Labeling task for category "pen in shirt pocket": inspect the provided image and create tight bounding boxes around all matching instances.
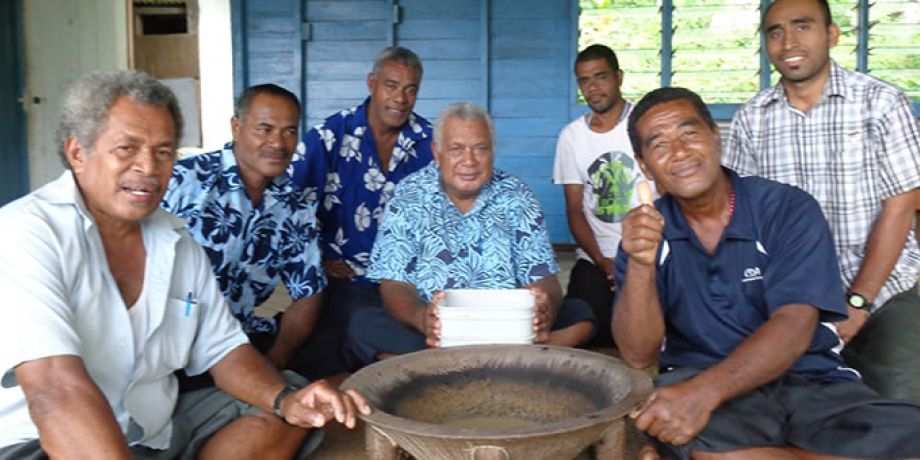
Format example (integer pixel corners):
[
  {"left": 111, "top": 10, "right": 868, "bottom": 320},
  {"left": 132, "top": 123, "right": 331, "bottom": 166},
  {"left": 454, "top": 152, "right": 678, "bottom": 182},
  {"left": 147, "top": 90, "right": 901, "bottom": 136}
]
[{"left": 184, "top": 292, "right": 196, "bottom": 317}]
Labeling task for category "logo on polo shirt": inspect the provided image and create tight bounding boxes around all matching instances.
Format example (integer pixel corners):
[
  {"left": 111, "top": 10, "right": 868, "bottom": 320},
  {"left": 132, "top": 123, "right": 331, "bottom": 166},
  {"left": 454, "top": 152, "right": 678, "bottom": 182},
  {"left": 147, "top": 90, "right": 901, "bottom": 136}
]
[{"left": 742, "top": 267, "right": 763, "bottom": 283}]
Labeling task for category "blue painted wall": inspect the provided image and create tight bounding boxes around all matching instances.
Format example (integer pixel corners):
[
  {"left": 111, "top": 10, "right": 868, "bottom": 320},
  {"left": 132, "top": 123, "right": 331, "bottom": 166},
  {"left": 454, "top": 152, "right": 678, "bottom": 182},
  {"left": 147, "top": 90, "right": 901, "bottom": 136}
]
[
  {"left": 234, "top": 0, "right": 580, "bottom": 243},
  {"left": 301, "top": 0, "right": 388, "bottom": 128},
  {"left": 490, "top": 0, "right": 575, "bottom": 242}
]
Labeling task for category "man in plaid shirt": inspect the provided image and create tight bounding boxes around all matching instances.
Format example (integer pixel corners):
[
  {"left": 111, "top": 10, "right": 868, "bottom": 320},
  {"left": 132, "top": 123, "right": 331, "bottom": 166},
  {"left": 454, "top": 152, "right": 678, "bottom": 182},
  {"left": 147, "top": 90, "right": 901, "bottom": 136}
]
[{"left": 724, "top": 0, "right": 920, "bottom": 403}]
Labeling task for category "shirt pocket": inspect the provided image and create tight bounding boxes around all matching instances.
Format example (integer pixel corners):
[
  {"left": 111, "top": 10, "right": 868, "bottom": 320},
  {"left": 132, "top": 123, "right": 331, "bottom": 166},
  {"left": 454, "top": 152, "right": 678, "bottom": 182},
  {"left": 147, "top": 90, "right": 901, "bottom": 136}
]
[
  {"left": 833, "top": 128, "right": 877, "bottom": 243},
  {"left": 142, "top": 298, "right": 199, "bottom": 378}
]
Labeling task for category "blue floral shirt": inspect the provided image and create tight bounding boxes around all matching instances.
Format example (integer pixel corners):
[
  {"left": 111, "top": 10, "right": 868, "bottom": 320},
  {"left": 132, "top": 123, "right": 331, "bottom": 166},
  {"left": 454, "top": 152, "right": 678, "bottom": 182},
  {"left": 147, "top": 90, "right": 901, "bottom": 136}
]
[
  {"left": 367, "top": 164, "right": 560, "bottom": 302},
  {"left": 162, "top": 144, "right": 326, "bottom": 334},
  {"left": 291, "top": 97, "right": 433, "bottom": 284}
]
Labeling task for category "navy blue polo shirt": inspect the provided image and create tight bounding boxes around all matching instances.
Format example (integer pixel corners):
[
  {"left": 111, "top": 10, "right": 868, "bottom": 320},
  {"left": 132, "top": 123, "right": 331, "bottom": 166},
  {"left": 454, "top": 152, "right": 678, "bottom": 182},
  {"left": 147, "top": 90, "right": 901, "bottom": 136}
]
[{"left": 614, "top": 169, "right": 858, "bottom": 382}]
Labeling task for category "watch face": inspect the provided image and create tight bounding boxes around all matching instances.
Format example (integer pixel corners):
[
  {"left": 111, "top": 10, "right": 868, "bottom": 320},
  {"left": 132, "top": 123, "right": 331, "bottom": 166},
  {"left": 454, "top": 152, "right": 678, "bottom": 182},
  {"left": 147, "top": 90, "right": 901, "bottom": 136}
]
[{"left": 848, "top": 294, "right": 866, "bottom": 308}]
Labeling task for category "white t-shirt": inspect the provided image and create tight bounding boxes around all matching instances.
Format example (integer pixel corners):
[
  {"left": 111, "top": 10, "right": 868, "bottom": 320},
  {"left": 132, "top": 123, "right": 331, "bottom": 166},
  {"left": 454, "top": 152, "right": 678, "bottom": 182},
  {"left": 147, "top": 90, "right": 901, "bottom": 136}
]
[
  {"left": 553, "top": 104, "right": 649, "bottom": 261},
  {"left": 0, "top": 172, "right": 249, "bottom": 449}
]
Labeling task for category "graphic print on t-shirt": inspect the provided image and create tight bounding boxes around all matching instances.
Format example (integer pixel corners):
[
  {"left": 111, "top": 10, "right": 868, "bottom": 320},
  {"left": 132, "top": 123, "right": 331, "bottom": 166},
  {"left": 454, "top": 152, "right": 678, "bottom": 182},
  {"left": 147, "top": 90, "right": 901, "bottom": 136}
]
[{"left": 587, "top": 151, "right": 638, "bottom": 223}]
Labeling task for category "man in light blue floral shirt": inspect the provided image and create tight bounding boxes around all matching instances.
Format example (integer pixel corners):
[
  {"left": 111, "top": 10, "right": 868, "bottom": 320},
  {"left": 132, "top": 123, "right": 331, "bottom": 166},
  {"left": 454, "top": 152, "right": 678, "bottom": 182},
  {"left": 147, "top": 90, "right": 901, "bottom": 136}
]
[
  {"left": 291, "top": 47, "right": 434, "bottom": 361},
  {"left": 346, "top": 103, "right": 596, "bottom": 366},
  {"left": 163, "top": 84, "right": 330, "bottom": 382}
]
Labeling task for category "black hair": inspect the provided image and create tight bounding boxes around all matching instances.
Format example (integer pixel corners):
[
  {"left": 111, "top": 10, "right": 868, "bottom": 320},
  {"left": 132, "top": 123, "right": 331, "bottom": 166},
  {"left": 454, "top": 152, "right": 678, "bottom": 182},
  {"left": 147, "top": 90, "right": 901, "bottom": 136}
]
[
  {"left": 627, "top": 87, "right": 717, "bottom": 157},
  {"left": 234, "top": 83, "right": 301, "bottom": 119},
  {"left": 575, "top": 44, "right": 620, "bottom": 74},
  {"left": 762, "top": 0, "right": 833, "bottom": 29}
]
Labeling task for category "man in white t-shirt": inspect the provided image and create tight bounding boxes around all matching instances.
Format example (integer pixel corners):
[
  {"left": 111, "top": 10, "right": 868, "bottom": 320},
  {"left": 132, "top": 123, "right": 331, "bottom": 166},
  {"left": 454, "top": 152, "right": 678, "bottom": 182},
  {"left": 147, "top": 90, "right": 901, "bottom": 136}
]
[
  {"left": 0, "top": 71, "right": 369, "bottom": 460},
  {"left": 553, "top": 44, "right": 648, "bottom": 348}
]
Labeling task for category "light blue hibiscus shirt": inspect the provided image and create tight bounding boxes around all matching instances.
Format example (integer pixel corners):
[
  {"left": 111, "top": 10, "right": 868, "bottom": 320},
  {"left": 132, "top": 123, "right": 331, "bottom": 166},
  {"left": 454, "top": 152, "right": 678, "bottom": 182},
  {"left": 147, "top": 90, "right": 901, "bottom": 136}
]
[
  {"left": 162, "top": 144, "right": 326, "bottom": 334},
  {"left": 292, "top": 97, "right": 433, "bottom": 284},
  {"left": 367, "top": 163, "right": 559, "bottom": 302}
]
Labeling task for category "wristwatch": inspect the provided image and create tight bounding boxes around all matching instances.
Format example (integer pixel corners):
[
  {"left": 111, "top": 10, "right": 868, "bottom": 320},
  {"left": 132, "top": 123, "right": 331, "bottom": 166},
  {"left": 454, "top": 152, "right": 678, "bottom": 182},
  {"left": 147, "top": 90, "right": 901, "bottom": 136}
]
[
  {"left": 845, "top": 291, "right": 873, "bottom": 312},
  {"left": 273, "top": 384, "right": 301, "bottom": 418}
]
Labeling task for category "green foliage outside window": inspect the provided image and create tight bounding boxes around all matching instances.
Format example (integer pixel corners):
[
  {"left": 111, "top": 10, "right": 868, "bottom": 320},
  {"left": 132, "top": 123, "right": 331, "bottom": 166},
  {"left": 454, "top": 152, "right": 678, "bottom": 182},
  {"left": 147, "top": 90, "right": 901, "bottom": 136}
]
[
  {"left": 868, "top": 0, "right": 920, "bottom": 100},
  {"left": 580, "top": 0, "right": 920, "bottom": 104},
  {"left": 670, "top": 0, "right": 761, "bottom": 102},
  {"left": 579, "top": 0, "right": 661, "bottom": 102}
]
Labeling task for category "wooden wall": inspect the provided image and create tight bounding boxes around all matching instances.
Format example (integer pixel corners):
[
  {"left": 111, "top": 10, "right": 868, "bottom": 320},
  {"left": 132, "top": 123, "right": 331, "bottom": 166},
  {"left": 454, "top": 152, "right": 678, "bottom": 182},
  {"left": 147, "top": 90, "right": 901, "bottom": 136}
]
[{"left": 233, "top": 0, "right": 581, "bottom": 243}]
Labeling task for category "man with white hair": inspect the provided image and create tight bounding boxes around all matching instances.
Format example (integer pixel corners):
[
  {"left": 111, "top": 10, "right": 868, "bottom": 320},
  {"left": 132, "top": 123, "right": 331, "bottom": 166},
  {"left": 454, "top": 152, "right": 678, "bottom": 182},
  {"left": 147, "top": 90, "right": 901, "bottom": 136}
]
[
  {"left": 0, "top": 71, "right": 368, "bottom": 460},
  {"left": 346, "top": 103, "right": 595, "bottom": 366}
]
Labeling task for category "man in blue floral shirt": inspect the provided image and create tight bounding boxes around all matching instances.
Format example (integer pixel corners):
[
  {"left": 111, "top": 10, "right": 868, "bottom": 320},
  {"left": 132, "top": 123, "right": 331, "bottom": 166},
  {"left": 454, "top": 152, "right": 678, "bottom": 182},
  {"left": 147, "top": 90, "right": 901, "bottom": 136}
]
[
  {"left": 163, "top": 84, "right": 329, "bottom": 381},
  {"left": 291, "top": 46, "right": 434, "bottom": 359},
  {"left": 346, "top": 103, "right": 596, "bottom": 366}
]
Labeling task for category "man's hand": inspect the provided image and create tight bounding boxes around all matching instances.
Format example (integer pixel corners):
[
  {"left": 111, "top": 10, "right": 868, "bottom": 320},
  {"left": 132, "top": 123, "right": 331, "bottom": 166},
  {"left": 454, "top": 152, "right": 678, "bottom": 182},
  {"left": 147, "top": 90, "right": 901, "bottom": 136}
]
[
  {"left": 622, "top": 204, "right": 665, "bottom": 267},
  {"left": 838, "top": 306, "right": 870, "bottom": 343},
  {"left": 423, "top": 291, "right": 445, "bottom": 347},
  {"left": 597, "top": 257, "right": 615, "bottom": 283},
  {"left": 630, "top": 380, "right": 720, "bottom": 447},
  {"left": 324, "top": 259, "right": 355, "bottom": 280},
  {"left": 531, "top": 286, "right": 554, "bottom": 343},
  {"left": 279, "top": 380, "right": 372, "bottom": 429}
]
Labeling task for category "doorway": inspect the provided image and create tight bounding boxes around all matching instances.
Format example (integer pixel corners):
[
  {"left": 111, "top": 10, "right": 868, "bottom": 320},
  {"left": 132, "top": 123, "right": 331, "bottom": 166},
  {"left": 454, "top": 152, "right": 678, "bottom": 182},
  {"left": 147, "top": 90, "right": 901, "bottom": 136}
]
[{"left": 0, "top": 0, "right": 28, "bottom": 205}]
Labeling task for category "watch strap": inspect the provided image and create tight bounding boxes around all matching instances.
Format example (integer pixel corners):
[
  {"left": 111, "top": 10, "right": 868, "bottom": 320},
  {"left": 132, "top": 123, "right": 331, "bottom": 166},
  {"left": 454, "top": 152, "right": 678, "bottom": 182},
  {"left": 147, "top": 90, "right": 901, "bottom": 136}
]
[{"left": 273, "top": 384, "right": 300, "bottom": 418}]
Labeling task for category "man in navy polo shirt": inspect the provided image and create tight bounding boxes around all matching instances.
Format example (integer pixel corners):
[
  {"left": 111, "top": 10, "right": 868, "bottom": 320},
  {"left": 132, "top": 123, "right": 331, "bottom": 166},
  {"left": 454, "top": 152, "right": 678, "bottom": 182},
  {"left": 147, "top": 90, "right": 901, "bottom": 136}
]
[{"left": 614, "top": 87, "right": 920, "bottom": 459}]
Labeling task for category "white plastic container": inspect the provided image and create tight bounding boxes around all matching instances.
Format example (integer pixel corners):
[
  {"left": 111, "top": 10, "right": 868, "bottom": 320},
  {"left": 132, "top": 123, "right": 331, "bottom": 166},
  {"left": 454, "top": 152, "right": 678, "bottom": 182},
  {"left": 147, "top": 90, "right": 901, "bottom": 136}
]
[
  {"left": 442, "top": 288, "right": 534, "bottom": 310},
  {"left": 439, "top": 289, "right": 535, "bottom": 347}
]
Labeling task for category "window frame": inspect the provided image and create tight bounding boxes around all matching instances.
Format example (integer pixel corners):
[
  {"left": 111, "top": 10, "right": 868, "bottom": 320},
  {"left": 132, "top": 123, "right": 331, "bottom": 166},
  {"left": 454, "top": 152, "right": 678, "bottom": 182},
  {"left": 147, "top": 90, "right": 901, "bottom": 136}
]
[{"left": 574, "top": 0, "right": 920, "bottom": 120}]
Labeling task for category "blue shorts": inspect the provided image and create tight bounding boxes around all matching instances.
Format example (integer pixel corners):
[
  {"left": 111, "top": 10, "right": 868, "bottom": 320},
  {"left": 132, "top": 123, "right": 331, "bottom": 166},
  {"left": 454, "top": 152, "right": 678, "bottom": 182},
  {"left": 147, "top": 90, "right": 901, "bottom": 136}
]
[{"left": 652, "top": 367, "right": 920, "bottom": 459}]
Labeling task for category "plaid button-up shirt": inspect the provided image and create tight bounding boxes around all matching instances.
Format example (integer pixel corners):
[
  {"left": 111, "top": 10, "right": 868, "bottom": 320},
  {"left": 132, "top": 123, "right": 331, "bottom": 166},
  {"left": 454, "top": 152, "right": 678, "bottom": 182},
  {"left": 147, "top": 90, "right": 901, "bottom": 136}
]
[{"left": 723, "top": 61, "right": 920, "bottom": 309}]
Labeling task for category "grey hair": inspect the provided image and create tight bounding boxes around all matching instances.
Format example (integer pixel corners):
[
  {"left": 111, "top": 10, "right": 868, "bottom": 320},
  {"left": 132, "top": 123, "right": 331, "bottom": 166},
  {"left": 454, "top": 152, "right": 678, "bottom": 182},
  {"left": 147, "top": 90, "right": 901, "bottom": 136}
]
[
  {"left": 434, "top": 102, "right": 496, "bottom": 150},
  {"left": 56, "top": 70, "right": 183, "bottom": 168},
  {"left": 371, "top": 46, "right": 424, "bottom": 79}
]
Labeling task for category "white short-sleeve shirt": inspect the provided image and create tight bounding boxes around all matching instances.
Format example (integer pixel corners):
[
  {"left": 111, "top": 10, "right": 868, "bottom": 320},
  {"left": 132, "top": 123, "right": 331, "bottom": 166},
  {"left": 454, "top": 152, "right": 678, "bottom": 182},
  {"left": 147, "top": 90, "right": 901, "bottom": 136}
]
[
  {"left": 553, "top": 106, "right": 650, "bottom": 261},
  {"left": 0, "top": 172, "right": 249, "bottom": 449}
]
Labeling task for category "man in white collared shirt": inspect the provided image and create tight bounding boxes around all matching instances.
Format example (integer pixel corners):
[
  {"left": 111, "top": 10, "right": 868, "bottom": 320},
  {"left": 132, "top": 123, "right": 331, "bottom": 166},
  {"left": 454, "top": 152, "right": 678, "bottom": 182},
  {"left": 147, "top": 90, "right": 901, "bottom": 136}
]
[{"left": 0, "top": 71, "right": 369, "bottom": 460}]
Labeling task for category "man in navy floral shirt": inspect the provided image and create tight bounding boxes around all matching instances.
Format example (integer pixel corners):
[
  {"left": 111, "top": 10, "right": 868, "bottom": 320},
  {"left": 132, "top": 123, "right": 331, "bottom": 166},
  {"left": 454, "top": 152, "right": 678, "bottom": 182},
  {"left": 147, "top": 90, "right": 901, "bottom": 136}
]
[
  {"left": 346, "top": 103, "right": 595, "bottom": 366},
  {"left": 291, "top": 47, "right": 433, "bottom": 363},
  {"left": 163, "top": 84, "right": 329, "bottom": 380}
]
